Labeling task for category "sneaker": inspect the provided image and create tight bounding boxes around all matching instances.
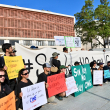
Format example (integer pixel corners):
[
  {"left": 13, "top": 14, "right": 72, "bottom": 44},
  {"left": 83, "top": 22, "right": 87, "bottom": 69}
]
[
  {"left": 105, "top": 81, "right": 108, "bottom": 84},
  {"left": 57, "top": 96, "right": 63, "bottom": 101}
]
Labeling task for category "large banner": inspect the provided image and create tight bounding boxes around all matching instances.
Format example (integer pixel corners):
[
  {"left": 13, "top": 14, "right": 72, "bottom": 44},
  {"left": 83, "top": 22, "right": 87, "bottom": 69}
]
[
  {"left": 47, "top": 73, "right": 67, "bottom": 98},
  {"left": 15, "top": 43, "right": 110, "bottom": 83},
  {"left": 71, "top": 64, "right": 93, "bottom": 97},
  {"left": 0, "top": 91, "right": 16, "bottom": 110},
  {"left": 21, "top": 82, "right": 47, "bottom": 110},
  {"left": 4, "top": 56, "right": 24, "bottom": 79}
]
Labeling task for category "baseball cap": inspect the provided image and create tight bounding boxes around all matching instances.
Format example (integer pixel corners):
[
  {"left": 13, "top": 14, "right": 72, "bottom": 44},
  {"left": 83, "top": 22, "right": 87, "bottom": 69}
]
[
  {"left": 59, "top": 65, "right": 67, "bottom": 69},
  {"left": 52, "top": 52, "right": 60, "bottom": 57},
  {"left": 43, "top": 63, "right": 51, "bottom": 68},
  {"left": 99, "top": 62, "right": 104, "bottom": 65}
]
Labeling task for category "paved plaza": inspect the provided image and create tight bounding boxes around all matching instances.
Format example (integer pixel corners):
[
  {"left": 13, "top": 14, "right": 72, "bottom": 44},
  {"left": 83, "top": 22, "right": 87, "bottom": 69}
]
[{"left": 41, "top": 82, "right": 110, "bottom": 110}]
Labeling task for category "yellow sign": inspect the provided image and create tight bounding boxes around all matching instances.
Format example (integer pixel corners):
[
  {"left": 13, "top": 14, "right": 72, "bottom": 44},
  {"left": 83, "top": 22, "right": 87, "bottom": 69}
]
[
  {"left": 0, "top": 91, "right": 16, "bottom": 110},
  {"left": 4, "top": 56, "right": 24, "bottom": 80}
]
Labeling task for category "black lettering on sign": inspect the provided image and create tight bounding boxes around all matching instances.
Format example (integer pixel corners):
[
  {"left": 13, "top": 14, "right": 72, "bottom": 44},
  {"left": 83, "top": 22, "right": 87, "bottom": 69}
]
[
  {"left": 23, "top": 59, "right": 33, "bottom": 73},
  {"left": 85, "top": 57, "right": 89, "bottom": 64},
  {"left": 75, "top": 39, "right": 79, "bottom": 46},
  {"left": 35, "top": 53, "right": 46, "bottom": 66},
  {"left": 106, "top": 55, "right": 109, "bottom": 62}
]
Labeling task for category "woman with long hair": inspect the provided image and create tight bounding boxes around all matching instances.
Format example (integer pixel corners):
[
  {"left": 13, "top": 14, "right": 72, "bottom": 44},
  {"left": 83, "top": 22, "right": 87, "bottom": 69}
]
[{"left": 17, "top": 68, "right": 33, "bottom": 109}]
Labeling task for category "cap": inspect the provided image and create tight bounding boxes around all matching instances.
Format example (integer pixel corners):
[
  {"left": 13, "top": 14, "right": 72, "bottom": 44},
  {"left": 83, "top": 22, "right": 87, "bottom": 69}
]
[
  {"left": 59, "top": 65, "right": 67, "bottom": 69},
  {"left": 52, "top": 52, "right": 60, "bottom": 57},
  {"left": 13, "top": 49, "right": 17, "bottom": 53},
  {"left": 74, "top": 61, "right": 80, "bottom": 65},
  {"left": 63, "top": 47, "right": 68, "bottom": 52},
  {"left": 99, "top": 62, "right": 104, "bottom": 65},
  {"left": 43, "top": 63, "right": 51, "bottom": 68}
]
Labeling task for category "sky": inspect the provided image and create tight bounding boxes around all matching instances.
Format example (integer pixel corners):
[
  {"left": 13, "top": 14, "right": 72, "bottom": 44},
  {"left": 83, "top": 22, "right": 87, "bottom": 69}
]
[{"left": 0, "top": 0, "right": 110, "bottom": 16}]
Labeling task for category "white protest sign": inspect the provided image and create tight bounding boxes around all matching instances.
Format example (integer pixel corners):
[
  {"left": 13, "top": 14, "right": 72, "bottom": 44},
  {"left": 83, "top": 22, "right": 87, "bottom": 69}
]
[
  {"left": 21, "top": 82, "right": 47, "bottom": 110},
  {"left": 93, "top": 70, "right": 103, "bottom": 85},
  {"left": 66, "top": 76, "right": 78, "bottom": 96},
  {"left": 54, "top": 36, "right": 65, "bottom": 46},
  {"left": 15, "top": 43, "right": 110, "bottom": 84},
  {"left": 74, "top": 37, "right": 81, "bottom": 47},
  {"left": 64, "top": 36, "right": 75, "bottom": 48}
]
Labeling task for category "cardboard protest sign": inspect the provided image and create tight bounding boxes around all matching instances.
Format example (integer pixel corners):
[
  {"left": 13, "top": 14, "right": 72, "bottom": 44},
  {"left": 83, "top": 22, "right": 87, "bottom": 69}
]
[
  {"left": 93, "top": 70, "right": 103, "bottom": 85},
  {"left": 47, "top": 72, "right": 67, "bottom": 98},
  {"left": 21, "top": 82, "right": 47, "bottom": 110},
  {"left": 74, "top": 37, "right": 81, "bottom": 47},
  {"left": 54, "top": 36, "right": 65, "bottom": 46},
  {"left": 66, "top": 76, "right": 78, "bottom": 96},
  {"left": 4, "top": 56, "right": 24, "bottom": 79},
  {"left": 0, "top": 91, "right": 16, "bottom": 110},
  {"left": 64, "top": 36, "right": 75, "bottom": 48},
  {"left": 72, "top": 64, "right": 93, "bottom": 97},
  {"left": 104, "top": 70, "right": 110, "bottom": 79}
]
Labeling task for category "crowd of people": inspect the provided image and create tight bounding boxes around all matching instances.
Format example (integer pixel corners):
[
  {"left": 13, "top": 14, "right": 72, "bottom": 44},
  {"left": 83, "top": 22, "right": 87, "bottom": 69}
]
[{"left": 0, "top": 43, "right": 109, "bottom": 110}]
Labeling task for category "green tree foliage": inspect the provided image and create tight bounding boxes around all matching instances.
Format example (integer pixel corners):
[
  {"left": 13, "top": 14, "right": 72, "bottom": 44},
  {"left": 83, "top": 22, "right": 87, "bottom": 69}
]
[{"left": 74, "top": 0, "right": 110, "bottom": 48}]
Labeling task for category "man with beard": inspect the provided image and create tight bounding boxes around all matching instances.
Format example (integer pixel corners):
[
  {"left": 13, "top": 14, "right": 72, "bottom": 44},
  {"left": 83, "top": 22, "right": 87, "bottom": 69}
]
[{"left": 0, "top": 43, "right": 16, "bottom": 90}]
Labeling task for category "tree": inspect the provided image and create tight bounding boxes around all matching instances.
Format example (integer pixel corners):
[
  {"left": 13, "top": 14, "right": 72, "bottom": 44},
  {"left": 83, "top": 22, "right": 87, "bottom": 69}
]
[{"left": 74, "top": 0, "right": 110, "bottom": 48}]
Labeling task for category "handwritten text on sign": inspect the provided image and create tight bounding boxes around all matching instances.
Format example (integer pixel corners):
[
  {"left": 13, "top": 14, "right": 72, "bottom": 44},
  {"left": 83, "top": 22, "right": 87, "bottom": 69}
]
[
  {"left": 47, "top": 73, "right": 67, "bottom": 98},
  {"left": 0, "top": 91, "right": 16, "bottom": 110},
  {"left": 93, "top": 70, "right": 103, "bottom": 85},
  {"left": 66, "top": 76, "right": 78, "bottom": 96},
  {"left": 21, "top": 82, "right": 47, "bottom": 110},
  {"left": 4, "top": 56, "right": 24, "bottom": 80}
]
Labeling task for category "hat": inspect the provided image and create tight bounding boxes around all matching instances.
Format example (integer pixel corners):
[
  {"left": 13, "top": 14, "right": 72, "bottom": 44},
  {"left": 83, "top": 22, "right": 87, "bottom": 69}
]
[
  {"left": 52, "top": 52, "right": 60, "bottom": 57},
  {"left": 43, "top": 63, "right": 51, "bottom": 68},
  {"left": 59, "top": 65, "right": 67, "bottom": 69},
  {"left": 13, "top": 49, "right": 17, "bottom": 53},
  {"left": 99, "top": 62, "right": 104, "bottom": 65},
  {"left": 74, "top": 61, "right": 80, "bottom": 65},
  {"left": 63, "top": 47, "right": 68, "bottom": 52}
]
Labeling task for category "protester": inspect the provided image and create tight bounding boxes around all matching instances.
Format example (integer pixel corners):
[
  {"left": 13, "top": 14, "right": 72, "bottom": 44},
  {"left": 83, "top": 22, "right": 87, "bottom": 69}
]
[
  {"left": 37, "top": 63, "right": 56, "bottom": 104},
  {"left": 51, "top": 52, "right": 61, "bottom": 70},
  {"left": 98, "top": 62, "right": 104, "bottom": 70},
  {"left": 0, "top": 68, "right": 12, "bottom": 98},
  {"left": 0, "top": 43, "right": 16, "bottom": 89},
  {"left": 0, "top": 68, "right": 20, "bottom": 110},
  {"left": 56, "top": 65, "right": 67, "bottom": 100},
  {"left": 90, "top": 60, "right": 97, "bottom": 74},
  {"left": 17, "top": 68, "right": 34, "bottom": 109},
  {"left": 63, "top": 47, "right": 68, "bottom": 53},
  {"left": 74, "top": 61, "right": 80, "bottom": 66}
]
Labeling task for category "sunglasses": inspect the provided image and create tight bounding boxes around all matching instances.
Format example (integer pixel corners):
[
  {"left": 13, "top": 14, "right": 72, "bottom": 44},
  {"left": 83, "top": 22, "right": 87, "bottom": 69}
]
[
  {"left": 0, "top": 75, "right": 6, "bottom": 78},
  {"left": 22, "top": 72, "right": 29, "bottom": 75}
]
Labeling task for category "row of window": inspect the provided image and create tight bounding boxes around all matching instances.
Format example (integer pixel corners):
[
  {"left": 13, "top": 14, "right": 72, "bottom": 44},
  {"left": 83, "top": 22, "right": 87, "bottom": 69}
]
[{"left": 0, "top": 40, "right": 55, "bottom": 46}]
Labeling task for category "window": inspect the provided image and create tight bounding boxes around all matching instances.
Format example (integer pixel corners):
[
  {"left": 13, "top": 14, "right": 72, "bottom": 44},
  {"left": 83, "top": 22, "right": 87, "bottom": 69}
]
[
  {"left": 48, "top": 41, "right": 55, "bottom": 46},
  {"left": 10, "top": 40, "right": 19, "bottom": 45},
  {"left": 24, "top": 40, "right": 32, "bottom": 46},
  {"left": 0, "top": 40, "right": 4, "bottom": 45}
]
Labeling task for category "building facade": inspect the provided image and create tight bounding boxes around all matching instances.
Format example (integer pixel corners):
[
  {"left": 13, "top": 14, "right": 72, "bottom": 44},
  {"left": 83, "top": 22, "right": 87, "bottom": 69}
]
[{"left": 0, "top": 4, "right": 75, "bottom": 47}]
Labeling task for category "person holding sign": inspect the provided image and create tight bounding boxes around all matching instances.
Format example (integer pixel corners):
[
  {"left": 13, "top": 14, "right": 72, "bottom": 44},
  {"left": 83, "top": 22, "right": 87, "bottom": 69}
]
[
  {"left": 56, "top": 65, "right": 67, "bottom": 100},
  {"left": 37, "top": 63, "right": 56, "bottom": 104},
  {"left": 17, "top": 68, "right": 33, "bottom": 109}
]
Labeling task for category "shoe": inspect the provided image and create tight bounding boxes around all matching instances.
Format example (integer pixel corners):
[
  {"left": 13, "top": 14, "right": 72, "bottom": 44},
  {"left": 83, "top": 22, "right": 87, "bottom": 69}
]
[
  {"left": 64, "top": 96, "right": 68, "bottom": 98},
  {"left": 57, "top": 96, "right": 63, "bottom": 101},
  {"left": 105, "top": 81, "right": 108, "bottom": 84}
]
